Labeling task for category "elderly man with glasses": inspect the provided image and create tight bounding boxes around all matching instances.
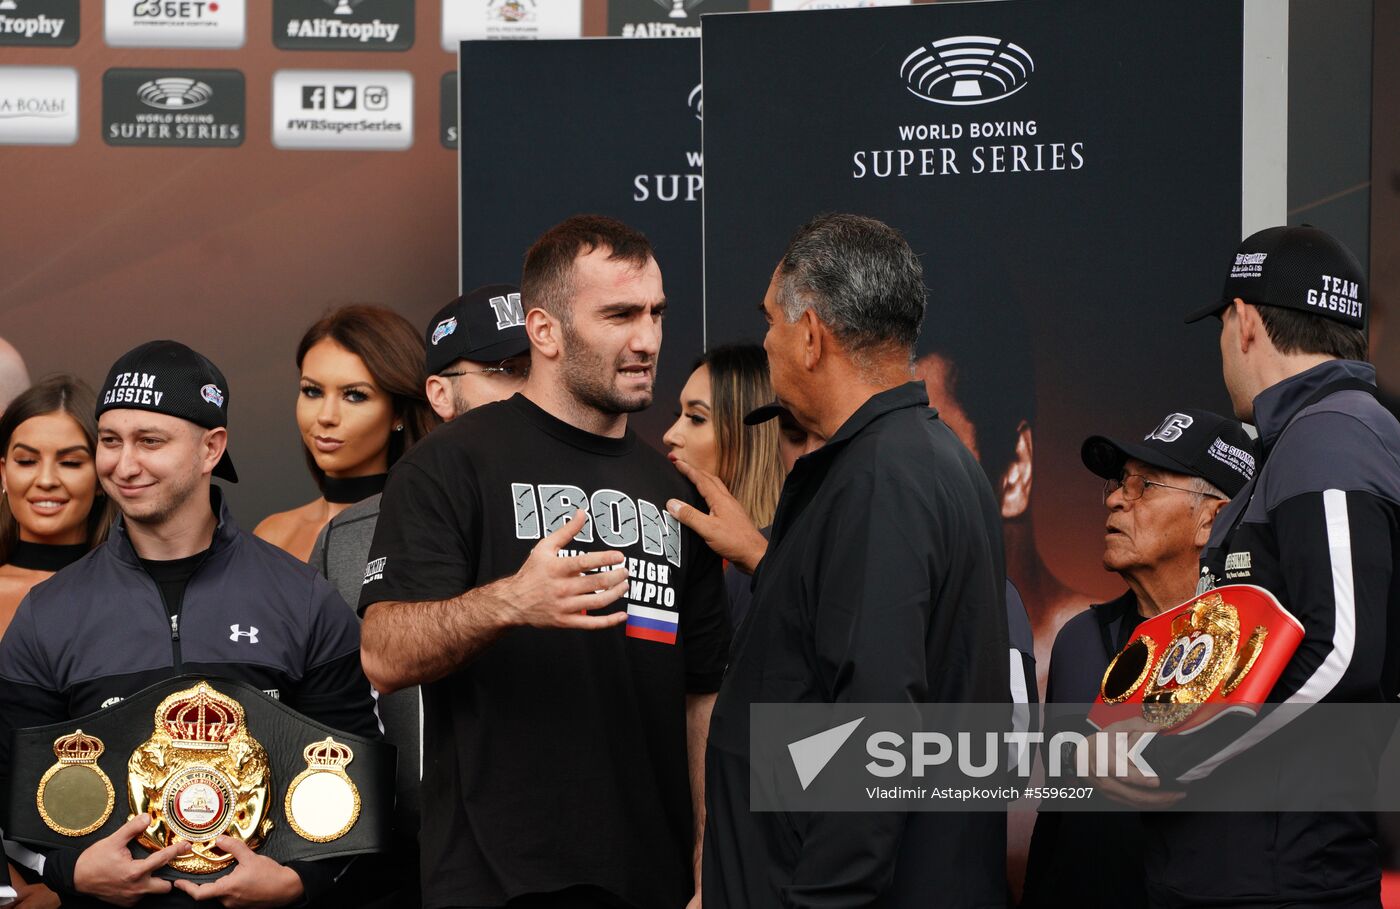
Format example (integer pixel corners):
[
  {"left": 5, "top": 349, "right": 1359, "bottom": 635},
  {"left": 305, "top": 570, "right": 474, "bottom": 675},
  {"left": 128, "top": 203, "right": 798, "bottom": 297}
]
[{"left": 1021, "top": 408, "right": 1254, "bottom": 909}]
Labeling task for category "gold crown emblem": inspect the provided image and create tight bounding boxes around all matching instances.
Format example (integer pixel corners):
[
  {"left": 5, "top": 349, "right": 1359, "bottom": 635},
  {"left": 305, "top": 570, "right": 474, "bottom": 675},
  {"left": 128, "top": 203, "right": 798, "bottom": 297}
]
[
  {"left": 155, "top": 682, "right": 245, "bottom": 751},
  {"left": 303, "top": 737, "right": 353, "bottom": 770},
  {"left": 52, "top": 729, "right": 104, "bottom": 764}
]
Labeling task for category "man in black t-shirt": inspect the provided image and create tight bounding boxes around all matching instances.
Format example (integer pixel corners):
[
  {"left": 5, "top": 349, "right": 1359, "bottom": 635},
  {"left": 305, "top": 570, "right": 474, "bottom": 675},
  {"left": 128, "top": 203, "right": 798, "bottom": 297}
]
[{"left": 359, "top": 215, "right": 731, "bottom": 909}]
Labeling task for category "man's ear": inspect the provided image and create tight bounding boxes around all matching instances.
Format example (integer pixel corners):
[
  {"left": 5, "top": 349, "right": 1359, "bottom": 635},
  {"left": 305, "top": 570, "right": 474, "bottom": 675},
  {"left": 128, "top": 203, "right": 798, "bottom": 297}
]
[
  {"left": 1232, "top": 298, "right": 1262, "bottom": 354},
  {"left": 424, "top": 376, "right": 455, "bottom": 422},
  {"left": 202, "top": 426, "right": 228, "bottom": 477},
  {"left": 525, "top": 307, "right": 560, "bottom": 360},
  {"left": 1194, "top": 495, "right": 1229, "bottom": 548},
  {"left": 998, "top": 421, "right": 1033, "bottom": 520},
  {"left": 800, "top": 307, "right": 823, "bottom": 371}
]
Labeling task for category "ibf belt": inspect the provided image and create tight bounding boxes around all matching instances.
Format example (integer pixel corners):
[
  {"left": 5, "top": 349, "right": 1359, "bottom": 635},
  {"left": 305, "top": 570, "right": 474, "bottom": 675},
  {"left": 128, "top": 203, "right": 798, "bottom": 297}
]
[
  {"left": 1089, "top": 584, "right": 1304, "bottom": 734},
  {"left": 4, "top": 677, "right": 394, "bottom": 876}
]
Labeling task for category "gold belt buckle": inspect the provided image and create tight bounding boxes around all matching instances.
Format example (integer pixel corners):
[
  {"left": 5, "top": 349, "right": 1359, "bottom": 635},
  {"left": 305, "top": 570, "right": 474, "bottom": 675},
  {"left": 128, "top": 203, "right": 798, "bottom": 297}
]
[{"left": 128, "top": 682, "right": 273, "bottom": 874}]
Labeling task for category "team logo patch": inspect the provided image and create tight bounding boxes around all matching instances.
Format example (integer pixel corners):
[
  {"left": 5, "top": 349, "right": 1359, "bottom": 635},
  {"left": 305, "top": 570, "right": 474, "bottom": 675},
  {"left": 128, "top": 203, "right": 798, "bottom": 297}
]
[
  {"left": 431, "top": 316, "right": 457, "bottom": 345},
  {"left": 200, "top": 383, "right": 225, "bottom": 407}
]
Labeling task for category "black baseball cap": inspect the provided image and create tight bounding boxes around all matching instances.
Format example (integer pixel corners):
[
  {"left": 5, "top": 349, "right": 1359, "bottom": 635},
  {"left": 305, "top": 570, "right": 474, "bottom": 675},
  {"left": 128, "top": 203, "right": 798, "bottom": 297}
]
[
  {"left": 1081, "top": 408, "right": 1254, "bottom": 498},
  {"left": 1185, "top": 225, "right": 1368, "bottom": 329},
  {"left": 96, "top": 340, "right": 238, "bottom": 482},
  {"left": 424, "top": 284, "right": 530, "bottom": 376},
  {"left": 743, "top": 399, "right": 790, "bottom": 426}
]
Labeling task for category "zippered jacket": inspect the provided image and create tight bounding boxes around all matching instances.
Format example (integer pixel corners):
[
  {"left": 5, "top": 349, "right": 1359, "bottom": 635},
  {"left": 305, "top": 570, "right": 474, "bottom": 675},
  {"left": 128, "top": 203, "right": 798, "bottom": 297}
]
[{"left": 0, "top": 489, "right": 377, "bottom": 906}]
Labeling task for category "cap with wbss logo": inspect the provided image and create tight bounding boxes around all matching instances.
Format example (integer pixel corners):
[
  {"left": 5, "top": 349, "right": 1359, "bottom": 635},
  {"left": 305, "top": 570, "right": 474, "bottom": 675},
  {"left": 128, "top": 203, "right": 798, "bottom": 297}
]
[
  {"left": 424, "top": 283, "right": 530, "bottom": 376},
  {"left": 1081, "top": 408, "right": 1255, "bottom": 498},
  {"left": 96, "top": 340, "right": 238, "bottom": 483},
  {"left": 1185, "top": 225, "right": 1368, "bottom": 330}
]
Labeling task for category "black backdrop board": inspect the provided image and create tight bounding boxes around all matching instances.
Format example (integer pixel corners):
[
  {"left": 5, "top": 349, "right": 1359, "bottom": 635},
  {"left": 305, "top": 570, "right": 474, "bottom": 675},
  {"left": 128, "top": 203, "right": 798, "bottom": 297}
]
[
  {"left": 459, "top": 38, "right": 703, "bottom": 444},
  {"left": 701, "top": 0, "right": 1245, "bottom": 653}
]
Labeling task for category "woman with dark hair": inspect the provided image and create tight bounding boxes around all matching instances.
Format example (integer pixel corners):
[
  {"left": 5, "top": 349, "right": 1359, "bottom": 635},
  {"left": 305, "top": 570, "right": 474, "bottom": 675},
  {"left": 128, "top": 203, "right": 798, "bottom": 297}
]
[
  {"left": 255, "top": 304, "right": 436, "bottom": 561},
  {"left": 1, "top": 375, "right": 111, "bottom": 909},
  {"left": 0, "top": 375, "right": 112, "bottom": 639},
  {"left": 663, "top": 343, "right": 783, "bottom": 529}
]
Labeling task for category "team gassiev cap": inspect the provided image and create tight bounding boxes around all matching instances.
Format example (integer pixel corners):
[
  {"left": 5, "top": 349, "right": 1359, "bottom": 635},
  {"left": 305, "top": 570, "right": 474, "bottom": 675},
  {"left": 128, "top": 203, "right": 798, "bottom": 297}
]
[
  {"left": 96, "top": 340, "right": 238, "bottom": 483},
  {"left": 1185, "top": 225, "right": 1367, "bottom": 329},
  {"left": 1081, "top": 408, "right": 1255, "bottom": 498},
  {"left": 424, "top": 284, "right": 530, "bottom": 376}
]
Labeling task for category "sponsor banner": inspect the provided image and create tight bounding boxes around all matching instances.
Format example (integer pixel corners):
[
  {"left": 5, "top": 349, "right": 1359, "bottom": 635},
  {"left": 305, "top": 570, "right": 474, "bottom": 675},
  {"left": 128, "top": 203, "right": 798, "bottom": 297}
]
[
  {"left": 441, "top": 0, "right": 581, "bottom": 48},
  {"left": 273, "top": 0, "right": 414, "bottom": 51},
  {"left": 105, "top": 0, "right": 245, "bottom": 48},
  {"left": 103, "top": 69, "right": 245, "bottom": 147},
  {"left": 608, "top": 0, "right": 746, "bottom": 38},
  {"left": 752, "top": 703, "right": 1400, "bottom": 813},
  {"left": 271, "top": 69, "right": 413, "bottom": 151},
  {"left": 0, "top": 0, "right": 79, "bottom": 46},
  {"left": 440, "top": 71, "right": 456, "bottom": 148},
  {"left": 701, "top": 0, "right": 1246, "bottom": 670},
  {"left": 772, "top": 0, "right": 909, "bottom": 9},
  {"left": 0, "top": 65, "right": 77, "bottom": 145},
  {"left": 459, "top": 39, "right": 702, "bottom": 442}
]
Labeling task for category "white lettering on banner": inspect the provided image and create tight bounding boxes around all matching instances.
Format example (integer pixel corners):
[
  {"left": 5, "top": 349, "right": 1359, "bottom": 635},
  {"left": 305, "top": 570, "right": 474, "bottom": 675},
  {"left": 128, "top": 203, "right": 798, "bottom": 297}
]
[
  {"left": 0, "top": 15, "right": 66, "bottom": 38},
  {"left": 634, "top": 148, "right": 703, "bottom": 203},
  {"left": 852, "top": 142, "right": 1084, "bottom": 178},
  {"left": 284, "top": 18, "right": 401, "bottom": 43}
]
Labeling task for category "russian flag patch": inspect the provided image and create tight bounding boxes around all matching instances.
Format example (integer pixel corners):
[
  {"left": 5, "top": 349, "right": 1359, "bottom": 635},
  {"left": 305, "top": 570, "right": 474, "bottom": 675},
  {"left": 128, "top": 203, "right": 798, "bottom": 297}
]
[{"left": 626, "top": 604, "right": 678, "bottom": 645}]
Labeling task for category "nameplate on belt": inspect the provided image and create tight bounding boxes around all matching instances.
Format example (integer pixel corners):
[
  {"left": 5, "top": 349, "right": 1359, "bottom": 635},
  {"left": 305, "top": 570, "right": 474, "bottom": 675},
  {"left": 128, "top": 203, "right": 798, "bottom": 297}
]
[
  {"left": 4, "top": 676, "right": 394, "bottom": 875},
  {"left": 1090, "top": 584, "right": 1304, "bottom": 734}
]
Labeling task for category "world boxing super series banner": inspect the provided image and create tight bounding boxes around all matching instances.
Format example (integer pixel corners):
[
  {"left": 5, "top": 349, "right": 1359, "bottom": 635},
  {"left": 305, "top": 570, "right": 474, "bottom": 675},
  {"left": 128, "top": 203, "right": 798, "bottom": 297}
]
[
  {"left": 702, "top": 0, "right": 1246, "bottom": 686},
  {"left": 458, "top": 38, "right": 703, "bottom": 444}
]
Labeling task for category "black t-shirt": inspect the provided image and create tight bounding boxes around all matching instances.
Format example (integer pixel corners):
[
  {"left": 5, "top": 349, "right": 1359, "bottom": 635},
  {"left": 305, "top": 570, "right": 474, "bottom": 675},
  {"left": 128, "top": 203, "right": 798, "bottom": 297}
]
[
  {"left": 359, "top": 394, "right": 731, "bottom": 909},
  {"left": 139, "top": 549, "right": 208, "bottom": 620}
]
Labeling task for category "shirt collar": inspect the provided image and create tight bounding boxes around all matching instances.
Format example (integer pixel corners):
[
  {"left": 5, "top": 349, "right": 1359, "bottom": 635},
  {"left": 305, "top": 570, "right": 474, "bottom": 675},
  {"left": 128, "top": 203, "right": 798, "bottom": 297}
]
[
  {"left": 821, "top": 381, "right": 932, "bottom": 450},
  {"left": 1252, "top": 359, "right": 1376, "bottom": 448}
]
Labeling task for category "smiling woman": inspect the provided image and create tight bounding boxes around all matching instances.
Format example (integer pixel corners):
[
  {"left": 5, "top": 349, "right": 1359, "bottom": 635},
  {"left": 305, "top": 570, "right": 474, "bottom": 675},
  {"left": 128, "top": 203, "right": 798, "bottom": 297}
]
[
  {"left": 254, "top": 305, "right": 436, "bottom": 562},
  {"left": 0, "top": 375, "right": 113, "bottom": 640}
]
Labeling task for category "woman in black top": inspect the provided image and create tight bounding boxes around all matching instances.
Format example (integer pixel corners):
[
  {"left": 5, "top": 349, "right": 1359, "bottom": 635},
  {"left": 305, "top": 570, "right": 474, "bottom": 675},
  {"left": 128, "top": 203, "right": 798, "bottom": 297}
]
[{"left": 0, "top": 374, "right": 113, "bottom": 909}]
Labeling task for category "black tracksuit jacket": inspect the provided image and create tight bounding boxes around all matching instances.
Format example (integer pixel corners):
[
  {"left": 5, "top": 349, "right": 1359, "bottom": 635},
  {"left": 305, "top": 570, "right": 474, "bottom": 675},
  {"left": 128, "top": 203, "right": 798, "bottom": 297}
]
[
  {"left": 1141, "top": 360, "right": 1400, "bottom": 907},
  {"left": 703, "top": 382, "right": 1011, "bottom": 908},
  {"left": 0, "top": 489, "right": 378, "bottom": 907}
]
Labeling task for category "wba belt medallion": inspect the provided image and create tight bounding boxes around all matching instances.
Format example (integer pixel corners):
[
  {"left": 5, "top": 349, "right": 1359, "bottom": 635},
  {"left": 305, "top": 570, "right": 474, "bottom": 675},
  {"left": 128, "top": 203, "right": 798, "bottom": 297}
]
[
  {"left": 1091, "top": 584, "right": 1304, "bottom": 733},
  {"left": 285, "top": 737, "right": 360, "bottom": 843},
  {"left": 36, "top": 730, "right": 115, "bottom": 837},
  {"left": 128, "top": 682, "right": 273, "bottom": 873}
]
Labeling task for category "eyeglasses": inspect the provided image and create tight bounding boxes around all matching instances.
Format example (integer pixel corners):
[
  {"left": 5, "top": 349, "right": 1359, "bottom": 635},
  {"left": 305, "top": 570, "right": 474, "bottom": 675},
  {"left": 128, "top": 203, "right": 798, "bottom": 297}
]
[
  {"left": 439, "top": 361, "right": 529, "bottom": 380},
  {"left": 1103, "top": 474, "right": 1223, "bottom": 505}
]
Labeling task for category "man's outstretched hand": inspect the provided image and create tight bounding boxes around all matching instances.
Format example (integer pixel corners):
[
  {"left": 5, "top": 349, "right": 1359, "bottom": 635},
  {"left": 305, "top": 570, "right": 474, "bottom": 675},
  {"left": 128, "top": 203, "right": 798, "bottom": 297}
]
[{"left": 667, "top": 459, "right": 769, "bottom": 575}]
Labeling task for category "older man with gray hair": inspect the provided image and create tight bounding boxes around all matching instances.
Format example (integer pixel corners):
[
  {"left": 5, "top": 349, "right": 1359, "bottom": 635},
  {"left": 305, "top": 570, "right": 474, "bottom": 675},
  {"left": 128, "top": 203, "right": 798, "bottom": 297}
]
[{"left": 700, "top": 213, "right": 1011, "bottom": 908}]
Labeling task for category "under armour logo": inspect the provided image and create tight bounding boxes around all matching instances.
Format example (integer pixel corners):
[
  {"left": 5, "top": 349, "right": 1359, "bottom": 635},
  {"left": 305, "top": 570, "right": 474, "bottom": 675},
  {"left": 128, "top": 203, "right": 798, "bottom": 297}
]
[
  {"left": 1146, "top": 413, "right": 1193, "bottom": 443},
  {"left": 229, "top": 624, "right": 260, "bottom": 644}
]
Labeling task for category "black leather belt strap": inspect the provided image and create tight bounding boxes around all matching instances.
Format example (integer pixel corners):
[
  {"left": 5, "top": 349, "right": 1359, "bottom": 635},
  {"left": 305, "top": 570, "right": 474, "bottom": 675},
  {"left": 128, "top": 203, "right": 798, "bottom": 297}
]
[{"left": 4, "top": 675, "right": 395, "bottom": 871}]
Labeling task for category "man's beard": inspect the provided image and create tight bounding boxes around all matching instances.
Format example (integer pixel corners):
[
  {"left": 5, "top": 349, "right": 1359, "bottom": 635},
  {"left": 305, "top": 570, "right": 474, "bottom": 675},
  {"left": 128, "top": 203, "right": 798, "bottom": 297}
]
[{"left": 559, "top": 322, "right": 655, "bottom": 415}]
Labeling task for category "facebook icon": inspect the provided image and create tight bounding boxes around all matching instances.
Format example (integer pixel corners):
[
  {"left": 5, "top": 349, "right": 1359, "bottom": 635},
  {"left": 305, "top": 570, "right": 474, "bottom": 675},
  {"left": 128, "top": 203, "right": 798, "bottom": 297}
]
[{"left": 301, "top": 86, "right": 326, "bottom": 110}]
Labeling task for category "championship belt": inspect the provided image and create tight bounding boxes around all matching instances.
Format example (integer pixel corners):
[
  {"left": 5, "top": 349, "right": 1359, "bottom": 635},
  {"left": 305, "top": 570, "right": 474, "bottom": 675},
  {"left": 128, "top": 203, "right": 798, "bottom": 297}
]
[
  {"left": 4, "top": 677, "right": 394, "bottom": 877},
  {"left": 1090, "top": 584, "right": 1304, "bottom": 734}
]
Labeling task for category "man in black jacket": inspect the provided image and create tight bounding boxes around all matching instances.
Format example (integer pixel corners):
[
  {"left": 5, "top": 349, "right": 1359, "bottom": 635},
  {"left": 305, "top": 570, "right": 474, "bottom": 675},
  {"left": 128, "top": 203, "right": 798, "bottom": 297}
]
[
  {"left": 1105, "top": 226, "right": 1400, "bottom": 906},
  {"left": 0, "top": 341, "right": 378, "bottom": 908},
  {"left": 702, "top": 213, "right": 1011, "bottom": 908}
]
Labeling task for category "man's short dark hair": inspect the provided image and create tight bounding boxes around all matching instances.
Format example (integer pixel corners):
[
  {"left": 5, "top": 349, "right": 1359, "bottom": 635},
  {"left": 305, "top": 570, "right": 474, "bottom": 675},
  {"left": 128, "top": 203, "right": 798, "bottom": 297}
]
[
  {"left": 776, "top": 213, "right": 926, "bottom": 360},
  {"left": 1254, "top": 302, "right": 1369, "bottom": 362},
  {"left": 521, "top": 215, "right": 655, "bottom": 325}
]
